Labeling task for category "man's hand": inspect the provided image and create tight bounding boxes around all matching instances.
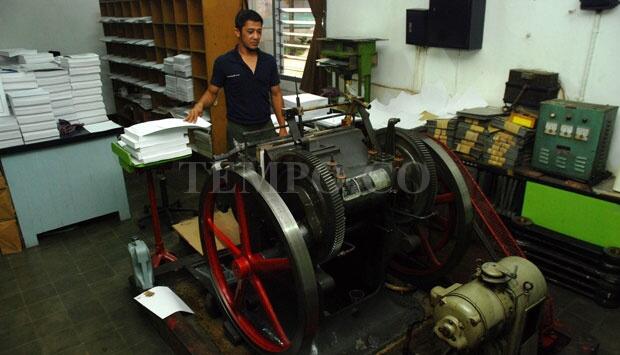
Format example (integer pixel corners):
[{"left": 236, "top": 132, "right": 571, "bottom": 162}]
[
  {"left": 278, "top": 127, "right": 288, "bottom": 137},
  {"left": 185, "top": 102, "right": 204, "bottom": 123}
]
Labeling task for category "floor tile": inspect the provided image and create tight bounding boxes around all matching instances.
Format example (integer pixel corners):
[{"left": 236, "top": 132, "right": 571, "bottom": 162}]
[
  {"left": 83, "top": 328, "right": 128, "bottom": 355},
  {"left": 21, "top": 282, "right": 57, "bottom": 304},
  {"left": 27, "top": 295, "right": 66, "bottom": 320},
  {"left": 0, "top": 293, "right": 25, "bottom": 317},
  {"left": 83, "top": 264, "right": 116, "bottom": 284},
  {"left": 0, "top": 309, "right": 32, "bottom": 336},
  {"left": 0, "top": 340, "right": 45, "bottom": 355},
  {"left": 31, "top": 309, "right": 72, "bottom": 338},
  {"left": 66, "top": 299, "right": 106, "bottom": 323},
  {"left": 40, "top": 327, "right": 82, "bottom": 353},
  {"left": 0, "top": 321, "right": 37, "bottom": 350}
]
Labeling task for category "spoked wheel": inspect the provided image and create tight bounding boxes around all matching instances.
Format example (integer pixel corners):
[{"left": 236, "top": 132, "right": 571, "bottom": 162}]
[
  {"left": 199, "top": 163, "right": 319, "bottom": 354},
  {"left": 389, "top": 137, "right": 473, "bottom": 283}
]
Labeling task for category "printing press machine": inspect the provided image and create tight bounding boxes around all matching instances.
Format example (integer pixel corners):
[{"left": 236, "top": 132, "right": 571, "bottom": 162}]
[{"left": 129, "top": 96, "right": 550, "bottom": 354}]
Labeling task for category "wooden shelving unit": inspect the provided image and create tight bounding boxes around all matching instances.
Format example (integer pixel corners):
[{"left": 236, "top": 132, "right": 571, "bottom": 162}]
[{"left": 99, "top": 0, "right": 241, "bottom": 145}]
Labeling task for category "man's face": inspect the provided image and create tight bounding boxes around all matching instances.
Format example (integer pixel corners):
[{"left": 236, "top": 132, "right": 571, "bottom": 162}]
[{"left": 236, "top": 20, "right": 262, "bottom": 51}]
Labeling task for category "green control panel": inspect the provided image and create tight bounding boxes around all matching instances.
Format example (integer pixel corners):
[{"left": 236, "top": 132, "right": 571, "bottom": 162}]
[{"left": 532, "top": 99, "right": 617, "bottom": 182}]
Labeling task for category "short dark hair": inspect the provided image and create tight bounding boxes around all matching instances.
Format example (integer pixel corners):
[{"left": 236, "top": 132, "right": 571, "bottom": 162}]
[{"left": 235, "top": 9, "right": 263, "bottom": 29}]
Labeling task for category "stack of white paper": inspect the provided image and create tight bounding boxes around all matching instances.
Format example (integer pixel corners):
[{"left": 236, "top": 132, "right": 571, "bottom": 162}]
[
  {"left": 118, "top": 118, "right": 210, "bottom": 164},
  {"left": 165, "top": 74, "right": 177, "bottom": 98},
  {"left": 174, "top": 54, "right": 192, "bottom": 78},
  {"left": 283, "top": 93, "right": 329, "bottom": 119},
  {"left": 0, "top": 48, "right": 37, "bottom": 58},
  {"left": 164, "top": 57, "right": 175, "bottom": 75},
  {"left": 33, "top": 69, "right": 78, "bottom": 123},
  {"left": 18, "top": 52, "right": 54, "bottom": 64},
  {"left": 59, "top": 53, "right": 108, "bottom": 124},
  {"left": 6, "top": 88, "right": 59, "bottom": 143},
  {"left": 0, "top": 115, "right": 24, "bottom": 148},
  {"left": 0, "top": 71, "right": 38, "bottom": 92},
  {"left": 163, "top": 55, "right": 193, "bottom": 102}
]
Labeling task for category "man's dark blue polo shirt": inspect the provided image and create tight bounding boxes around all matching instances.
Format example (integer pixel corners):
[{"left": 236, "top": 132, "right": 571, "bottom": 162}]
[{"left": 210, "top": 47, "right": 280, "bottom": 125}]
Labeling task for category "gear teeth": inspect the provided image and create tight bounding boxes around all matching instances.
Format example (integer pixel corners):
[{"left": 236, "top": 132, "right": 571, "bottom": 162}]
[
  {"left": 406, "top": 130, "right": 438, "bottom": 214},
  {"left": 275, "top": 150, "right": 346, "bottom": 263}
]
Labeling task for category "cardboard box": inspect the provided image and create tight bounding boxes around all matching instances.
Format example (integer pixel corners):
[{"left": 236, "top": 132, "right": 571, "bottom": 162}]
[
  {"left": 0, "top": 188, "right": 15, "bottom": 220},
  {"left": 0, "top": 219, "right": 22, "bottom": 255}
]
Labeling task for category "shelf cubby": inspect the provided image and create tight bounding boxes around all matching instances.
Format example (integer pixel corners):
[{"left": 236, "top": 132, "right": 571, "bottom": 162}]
[
  {"left": 173, "top": 0, "right": 189, "bottom": 24},
  {"left": 164, "top": 25, "right": 177, "bottom": 49},
  {"left": 187, "top": 0, "right": 203, "bottom": 24},
  {"left": 191, "top": 52, "right": 207, "bottom": 78},
  {"left": 176, "top": 25, "right": 190, "bottom": 51},
  {"left": 150, "top": 0, "right": 163, "bottom": 23},
  {"left": 162, "top": 0, "right": 174, "bottom": 24},
  {"left": 153, "top": 24, "right": 165, "bottom": 47},
  {"left": 189, "top": 24, "right": 204, "bottom": 52}
]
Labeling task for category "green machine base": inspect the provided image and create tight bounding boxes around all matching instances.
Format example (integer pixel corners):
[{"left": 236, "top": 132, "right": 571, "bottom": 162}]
[{"left": 521, "top": 182, "right": 620, "bottom": 247}]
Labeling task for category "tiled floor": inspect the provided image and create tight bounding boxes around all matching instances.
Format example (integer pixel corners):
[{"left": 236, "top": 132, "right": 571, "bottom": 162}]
[{"left": 1, "top": 162, "right": 619, "bottom": 354}]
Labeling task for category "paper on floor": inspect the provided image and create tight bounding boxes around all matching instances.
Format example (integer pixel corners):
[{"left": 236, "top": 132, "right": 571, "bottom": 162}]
[{"left": 134, "top": 286, "right": 194, "bottom": 319}]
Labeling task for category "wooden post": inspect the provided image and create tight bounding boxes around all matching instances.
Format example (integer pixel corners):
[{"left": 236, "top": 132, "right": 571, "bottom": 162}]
[{"left": 203, "top": 0, "right": 243, "bottom": 154}]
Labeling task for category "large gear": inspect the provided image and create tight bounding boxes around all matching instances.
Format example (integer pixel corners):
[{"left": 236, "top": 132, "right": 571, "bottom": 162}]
[
  {"left": 375, "top": 128, "right": 438, "bottom": 217},
  {"left": 271, "top": 150, "right": 346, "bottom": 263}
]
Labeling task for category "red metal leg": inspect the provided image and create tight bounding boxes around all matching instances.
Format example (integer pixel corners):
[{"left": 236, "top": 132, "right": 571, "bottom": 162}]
[{"left": 147, "top": 170, "right": 177, "bottom": 268}]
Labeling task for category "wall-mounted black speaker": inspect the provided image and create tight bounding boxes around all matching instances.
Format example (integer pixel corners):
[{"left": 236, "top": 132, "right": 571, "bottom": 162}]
[
  {"left": 406, "top": 0, "right": 486, "bottom": 50},
  {"left": 406, "top": 9, "right": 428, "bottom": 46},
  {"left": 580, "top": 0, "right": 619, "bottom": 10}
]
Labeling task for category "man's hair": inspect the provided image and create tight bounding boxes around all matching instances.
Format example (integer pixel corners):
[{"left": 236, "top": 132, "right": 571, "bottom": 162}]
[{"left": 235, "top": 9, "right": 263, "bottom": 29}]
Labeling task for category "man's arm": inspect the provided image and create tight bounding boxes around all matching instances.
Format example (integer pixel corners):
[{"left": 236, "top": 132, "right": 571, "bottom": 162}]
[
  {"left": 185, "top": 84, "right": 221, "bottom": 123},
  {"left": 270, "top": 84, "right": 287, "bottom": 137}
]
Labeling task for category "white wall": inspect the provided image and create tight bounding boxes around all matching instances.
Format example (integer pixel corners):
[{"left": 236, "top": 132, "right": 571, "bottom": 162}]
[
  {"left": 327, "top": 0, "right": 620, "bottom": 173},
  {"left": 0, "top": 0, "right": 115, "bottom": 114}
]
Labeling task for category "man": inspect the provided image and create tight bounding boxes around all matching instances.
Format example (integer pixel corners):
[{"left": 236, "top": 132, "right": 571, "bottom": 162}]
[{"left": 186, "top": 9, "right": 287, "bottom": 150}]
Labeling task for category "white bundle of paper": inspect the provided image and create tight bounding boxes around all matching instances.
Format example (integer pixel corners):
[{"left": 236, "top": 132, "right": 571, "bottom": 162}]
[
  {"left": 6, "top": 88, "right": 59, "bottom": 141},
  {"left": 0, "top": 71, "right": 38, "bottom": 92},
  {"left": 0, "top": 115, "right": 24, "bottom": 148},
  {"left": 18, "top": 53, "right": 54, "bottom": 64},
  {"left": 119, "top": 118, "right": 210, "bottom": 164},
  {"left": 60, "top": 54, "right": 107, "bottom": 124}
]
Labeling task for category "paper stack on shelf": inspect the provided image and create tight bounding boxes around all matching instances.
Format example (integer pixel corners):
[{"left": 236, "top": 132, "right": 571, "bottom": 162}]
[
  {"left": 33, "top": 69, "right": 78, "bottom": 123},
  {"left": 59, "top": 53, "right": 108, "bottom": 125},
  {"left": 118, "top": 118, "right": 210, "bottom": 164},
  {"left": 6, "top": 88, "right": 59, "bottom": 143},
  {"left": 0, "top": 115, "right": 24, "bottom": 148},
  {"left": 481, "top": 116, "right": 535, "bottom": 169},
  {"left": 174, "top": 54, "right": 192, "bottom": 78},
  {"left": 283, "top": 93, "right": 328, "bottom": 119},
  {"left": 164, "top": 57, "right": 174, "bottom": 75},
  {"left": 165, "top": 75, "right": 177, "bottom": 98},
  {"left": 163, "top": 55, "right": 193, "bottom": 102}
]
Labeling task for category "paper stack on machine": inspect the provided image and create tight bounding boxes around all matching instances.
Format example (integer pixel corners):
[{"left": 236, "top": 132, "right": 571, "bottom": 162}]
[
  {"left": 33, "top": 68, "right": 78, "bottom": 123},
  {"left": 118, "top": 117, "right": 210, "bottom": 164},
  {"left": 426, "top": 119, "right": 457, "bottom": 148},
  {"left": 59, "top": 53, "right": 108, "bottom": 125},
  {"left": 283, "top": 93, "right": 329, "bottom": 119},
  {"left": 6, "top": 88, "right": 59, "bottom": 143}
]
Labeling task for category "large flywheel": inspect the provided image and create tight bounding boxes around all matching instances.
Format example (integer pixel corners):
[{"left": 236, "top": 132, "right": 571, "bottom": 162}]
[
  {"left": 388, "top": 137, "right": 474, "bottom": 283},
  {"left": 199, "top": 163, "right": 319, "bottom": 354}
]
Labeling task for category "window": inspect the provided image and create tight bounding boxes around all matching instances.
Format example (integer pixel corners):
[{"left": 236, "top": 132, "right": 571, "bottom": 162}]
[{"left": 251, "top": 0, "right": 316, "bottom": 80}]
